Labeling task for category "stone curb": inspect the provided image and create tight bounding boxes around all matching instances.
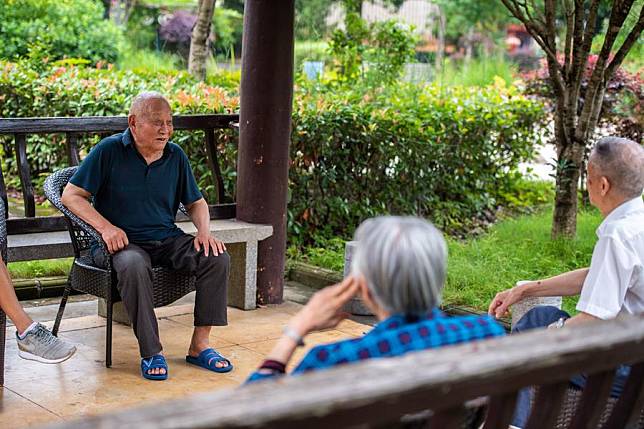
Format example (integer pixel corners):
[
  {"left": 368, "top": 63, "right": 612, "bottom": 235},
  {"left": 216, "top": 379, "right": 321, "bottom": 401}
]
[
  {"left": 287, "top": 261, "right": 343, "bottom": 289},
  {"left": 12, "top": 275, "right": 69, "bottom": 301}
]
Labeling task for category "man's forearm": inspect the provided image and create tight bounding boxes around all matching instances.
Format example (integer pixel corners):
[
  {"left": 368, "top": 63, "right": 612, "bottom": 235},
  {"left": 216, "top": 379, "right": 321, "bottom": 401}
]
[
  {"left": 518, "top": 268, "right": 589, "bottom": 298},
  {"left": 62, "top": 195, "right": 113, "bottom": 233},
  {"left": 564, "top": 311, "right": 600, "bottom": 327},
  {"left": 188, "top": 199, "right": 210, "bottom": 233}
]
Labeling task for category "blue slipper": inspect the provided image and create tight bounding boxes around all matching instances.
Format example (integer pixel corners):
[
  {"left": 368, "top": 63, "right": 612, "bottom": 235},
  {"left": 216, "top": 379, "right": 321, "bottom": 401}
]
[
  {"left": 186, "top": 348, "right": 233, "bottom": 373},
  {"left": 141, "top": 354, "right": 168, "bottom": 380}
]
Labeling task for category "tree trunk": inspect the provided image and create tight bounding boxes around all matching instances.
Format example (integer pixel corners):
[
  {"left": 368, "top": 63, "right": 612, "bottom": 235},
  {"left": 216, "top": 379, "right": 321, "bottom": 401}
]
[
  {"left": 124, "top": 0, "right": 135, "bottom": 25},
  {"left": 464, "top": 28, "right": 474, "bottom": 62},
  {"left": 434, "top": 6, "right": 445, "bottom": 71},
  {"left": 552, "top": 141, "right": 584, "bottom": 238},
  {"left": 102, "top": 0, "right": 111, "bottom": 19},
  {"left": 551, "top": 85, "right": 588, "bottom": 239},
  {"left": 109, "top": 0, "right": 136, "bottom": 26},
  {"left": 552, "top": 66, "right": 608, "bottom": 238},
  {"left": 498, "top": 0, "right": 644, "bottom": 239},
  {"left": 344, "top": 0, "right": 363, "bottom": 16},
  {"left": 189, "top": 0, "right": 217, "bottom": 81}
]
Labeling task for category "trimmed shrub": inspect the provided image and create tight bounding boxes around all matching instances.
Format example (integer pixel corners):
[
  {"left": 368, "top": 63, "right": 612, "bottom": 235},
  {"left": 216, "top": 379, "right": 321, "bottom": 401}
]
[
  {"left": 289, "top": 79, "right": 545, "bottom": 243},
  {"left": 0, "top": 0, "right": 125, "bottom": 65}
]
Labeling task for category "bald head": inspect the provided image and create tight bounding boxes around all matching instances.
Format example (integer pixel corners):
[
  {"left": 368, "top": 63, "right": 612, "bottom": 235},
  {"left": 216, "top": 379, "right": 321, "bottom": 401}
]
[
  {"left": 589, "top": 137, "right": 644, "bottom": 199},
  {"left": 128, "top": 91, "right": 172, "bottom": 120}
]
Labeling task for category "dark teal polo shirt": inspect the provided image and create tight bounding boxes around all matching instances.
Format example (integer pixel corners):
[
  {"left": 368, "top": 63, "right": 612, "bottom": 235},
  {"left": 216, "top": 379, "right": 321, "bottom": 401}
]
[{"left": 70, "top": 128, "right": 203, "bottom": 243}]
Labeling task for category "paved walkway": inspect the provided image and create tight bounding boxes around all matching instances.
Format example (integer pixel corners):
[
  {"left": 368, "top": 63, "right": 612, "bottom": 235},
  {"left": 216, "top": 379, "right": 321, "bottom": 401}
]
[
  {"left": 0, "top": 294, "right": 370, "bottom": 428},
  {"left": 518, "top": 142, "right": 557, "bottom": 181}
]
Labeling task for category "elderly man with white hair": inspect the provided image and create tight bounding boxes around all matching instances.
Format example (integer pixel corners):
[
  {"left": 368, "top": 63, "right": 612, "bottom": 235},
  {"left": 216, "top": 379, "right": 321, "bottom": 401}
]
[
  {"left": 246, "top": 216, "right": 505, "bottom": 383},
  {"left": 488, "top": 136, "right": 644, "bottom": 428},
  {"left": 61, "top": 92, "right": 232, "bottom": 380}
]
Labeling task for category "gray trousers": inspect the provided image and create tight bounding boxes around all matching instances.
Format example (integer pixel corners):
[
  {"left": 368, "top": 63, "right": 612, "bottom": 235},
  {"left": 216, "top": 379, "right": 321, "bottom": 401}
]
[{"left": 95, "top": 233, "right": 230, "bottom": 358}]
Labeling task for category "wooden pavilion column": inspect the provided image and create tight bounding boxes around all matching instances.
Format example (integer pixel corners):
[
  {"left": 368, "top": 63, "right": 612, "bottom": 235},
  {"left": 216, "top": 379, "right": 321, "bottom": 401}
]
[{"left": 237, "top": 0, "right": 295, "bottom": 305}]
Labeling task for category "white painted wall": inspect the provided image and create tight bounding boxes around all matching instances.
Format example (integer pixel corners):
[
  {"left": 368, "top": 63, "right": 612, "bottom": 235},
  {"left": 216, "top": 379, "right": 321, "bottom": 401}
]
[{"left": 326, "top": 0, "right": 438, "bottom": 36}]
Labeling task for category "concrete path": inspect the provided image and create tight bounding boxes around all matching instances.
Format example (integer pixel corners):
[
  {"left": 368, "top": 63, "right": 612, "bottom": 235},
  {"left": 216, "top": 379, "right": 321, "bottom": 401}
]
[
  {"left": 518, "top": 143, "right": 557, "bottom": 181},
  {"left": 0, "top": 292, "right": 370, "bottom": 428}
]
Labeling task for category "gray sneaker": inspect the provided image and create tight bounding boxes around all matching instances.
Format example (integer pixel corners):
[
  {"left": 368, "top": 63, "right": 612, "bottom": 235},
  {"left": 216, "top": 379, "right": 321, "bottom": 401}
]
[{"left": 16, "top": 323, "right": 76, "bottom": 364}]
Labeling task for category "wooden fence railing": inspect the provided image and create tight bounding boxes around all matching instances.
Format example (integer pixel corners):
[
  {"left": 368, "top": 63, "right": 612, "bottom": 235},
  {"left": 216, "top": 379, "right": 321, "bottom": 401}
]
[
  {"left": 0, "top": 115, "right": 239, "bottom": 234},
  {"left": 39, "top": 314, "right": 644, "bottom": 429}
]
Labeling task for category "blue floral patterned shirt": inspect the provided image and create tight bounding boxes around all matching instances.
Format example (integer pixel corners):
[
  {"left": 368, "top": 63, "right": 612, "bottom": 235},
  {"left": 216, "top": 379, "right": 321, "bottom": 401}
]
[{"left": 246, "top": 308, "right": 505, "bottom": 383}]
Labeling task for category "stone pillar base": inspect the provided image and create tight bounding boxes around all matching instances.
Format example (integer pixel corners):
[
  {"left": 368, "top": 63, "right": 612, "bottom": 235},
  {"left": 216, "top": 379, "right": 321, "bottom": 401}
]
[
  {"left": 342, "top": 241, "right": 373, "bottom": 316},
  {"left": 97, "top": 299, "right": 131, "bottom": 326},
  {"left": 226, "top": 241, "right": 258, "bottom": 310}
]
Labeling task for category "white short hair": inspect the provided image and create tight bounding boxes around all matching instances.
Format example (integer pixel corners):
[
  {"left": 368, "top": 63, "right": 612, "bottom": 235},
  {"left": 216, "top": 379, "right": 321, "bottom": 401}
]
[
  {"left": 590, "top": 137, "right": 644, "bottom": 198},
  {"left": 128, "top": 91, "right": 171, "bottom": 119},
  {"left": 351, "top": 216, "right": 447, "bottom": 316}
]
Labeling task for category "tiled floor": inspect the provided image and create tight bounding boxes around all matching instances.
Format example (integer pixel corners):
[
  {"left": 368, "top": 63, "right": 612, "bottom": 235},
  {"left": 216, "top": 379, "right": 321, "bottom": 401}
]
[{"left": 0, "top": 299, "right": 370, "bottom": 428}]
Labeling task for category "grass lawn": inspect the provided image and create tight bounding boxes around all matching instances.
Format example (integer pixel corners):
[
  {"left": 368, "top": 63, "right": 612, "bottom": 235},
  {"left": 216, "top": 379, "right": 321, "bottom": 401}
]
[
  {"left": 445, "top": 208, "right": 601, "bottom": 314},
  {"left": 7, "top": 258, "right": 72, "bottom": 280},
  {"left": 293, "top": 207, "right": 603, "bottom": 315}
]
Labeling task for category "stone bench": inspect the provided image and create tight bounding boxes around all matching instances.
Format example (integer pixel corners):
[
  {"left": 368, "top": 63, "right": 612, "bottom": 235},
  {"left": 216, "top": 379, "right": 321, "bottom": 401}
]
[{"left": 8, "top": 219, "right": 272, "bottom": 310}]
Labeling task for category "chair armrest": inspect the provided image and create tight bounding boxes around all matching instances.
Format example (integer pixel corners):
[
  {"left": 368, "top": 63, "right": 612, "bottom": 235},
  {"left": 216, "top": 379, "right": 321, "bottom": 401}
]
[
  {"left": 43, "top": 167, "right": 112, "bottom": 269},
  {"left": 178, "top": 203, "right": 189, "bottom": 216},
  {"left": 0, "top": 198, "right": 7, "bottom": 263},
  {"left": 64, "top": 212, "right": 112, "bottom": 270}
]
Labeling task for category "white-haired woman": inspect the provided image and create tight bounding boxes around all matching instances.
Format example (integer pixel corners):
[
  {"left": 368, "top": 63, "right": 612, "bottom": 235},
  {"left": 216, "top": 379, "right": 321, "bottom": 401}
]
[{"left": 246, "top": 216, "right": 505, "bottom": 383}]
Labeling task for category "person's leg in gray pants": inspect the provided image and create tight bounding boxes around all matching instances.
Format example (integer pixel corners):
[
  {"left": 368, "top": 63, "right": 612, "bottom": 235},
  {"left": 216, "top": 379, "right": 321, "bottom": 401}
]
[
  {"left": 144, "top": 233, "right": 230, "bottom": 332},
  {"left": 94, "top": 233, "right": 230, "bottom": 359}
]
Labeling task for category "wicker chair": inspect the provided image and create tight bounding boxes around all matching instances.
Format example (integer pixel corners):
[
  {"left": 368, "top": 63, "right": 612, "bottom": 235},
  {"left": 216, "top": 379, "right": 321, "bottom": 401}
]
[
  {"left": 0, "top": 198, "right": 7, "bottom": 385},
  {"left": 44, "top": 167, "right": 197, "bottom": 367},
  {"left": 525, "top": 378, "right": 644, "bottom": 429},
  {"left": 515, "top": 298, "right": 644, "bottom": 429}
]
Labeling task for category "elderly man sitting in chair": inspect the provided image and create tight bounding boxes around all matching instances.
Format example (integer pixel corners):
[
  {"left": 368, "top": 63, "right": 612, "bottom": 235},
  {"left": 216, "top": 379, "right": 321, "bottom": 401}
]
[
  {"left": 61, "top": 92, "right": 231, "bottom": 380},
  {"left": 489, "top": 136, "right": 644, "bottom": 428}
]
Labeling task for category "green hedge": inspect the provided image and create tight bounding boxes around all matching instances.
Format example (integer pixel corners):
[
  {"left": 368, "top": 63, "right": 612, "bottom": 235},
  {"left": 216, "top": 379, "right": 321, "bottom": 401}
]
[
  {"left": 289, "top": 80, "right": 545, "bottom": 243},
  {"left": 0, "top": 0, "right": 124, "bottom": 65},
  {"left": 0, "top": 61, "right": 545, "bottom": 244}
]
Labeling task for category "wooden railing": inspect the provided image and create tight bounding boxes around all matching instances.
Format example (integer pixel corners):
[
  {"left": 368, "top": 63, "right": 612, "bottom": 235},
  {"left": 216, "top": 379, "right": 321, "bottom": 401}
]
[
  {"left": 0, "top": 115, "right": 239, "bottom": 234},
  {"left": 40, "top": 314, "right": 644, "bottom": 429}
]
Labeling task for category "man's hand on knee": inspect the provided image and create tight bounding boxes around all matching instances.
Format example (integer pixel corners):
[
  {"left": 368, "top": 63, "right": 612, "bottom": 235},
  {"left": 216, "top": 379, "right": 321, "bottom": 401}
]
[
  {"left": 193, "top": 232, "right": 226, "bottom": 257},
  {"left": 100, "top": 225, "right": 129, "bottom": 254}
]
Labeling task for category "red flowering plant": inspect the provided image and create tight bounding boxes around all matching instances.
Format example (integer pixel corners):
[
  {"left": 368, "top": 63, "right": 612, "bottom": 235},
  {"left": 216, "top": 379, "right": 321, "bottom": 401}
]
[{"left": 520, "top": 54, "right": 642, "bottom": 141}]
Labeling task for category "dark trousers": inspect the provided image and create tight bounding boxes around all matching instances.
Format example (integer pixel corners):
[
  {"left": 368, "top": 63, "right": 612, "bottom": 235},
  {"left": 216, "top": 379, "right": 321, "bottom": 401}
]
[
  {"left": 511, "top": 306, "right": 631, "bottom": 428},
  {"left": 95, "top": 233, "right": 230, "bottom": 358}
]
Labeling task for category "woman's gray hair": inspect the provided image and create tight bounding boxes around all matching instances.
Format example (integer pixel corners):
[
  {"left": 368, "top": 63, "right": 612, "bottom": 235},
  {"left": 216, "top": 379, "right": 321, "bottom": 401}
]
[
  {"left": 351, "top": 216, "right": 447, "bottom": 316},
  {"left": 590, "top": 136, "right": 644, "bottom": 199}
]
